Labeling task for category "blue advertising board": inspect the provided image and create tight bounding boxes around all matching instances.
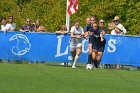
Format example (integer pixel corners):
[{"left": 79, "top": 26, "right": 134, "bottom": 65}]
[{"left": 0, "top": 31, "right": 140, "bottom": 66}]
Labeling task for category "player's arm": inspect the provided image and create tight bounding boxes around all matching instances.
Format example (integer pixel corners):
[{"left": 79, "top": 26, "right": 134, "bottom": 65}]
[
  {"left": 80, "top": 27, "right": 87, "bottom": 37},
  {"left": 83, "top": 31, "right": 88, "bottom": 38},
  {"left": 70, "top": 27, "right": 81, "bottom": 39},
  {"left": 70, "top": 32, "right": 81, "bottom": 39},
  {"left": 83, "top": 26, "right": 92, "bottom": 38},
  {"left": 100, "top": 31, "right": 104, "bottom": 42}
]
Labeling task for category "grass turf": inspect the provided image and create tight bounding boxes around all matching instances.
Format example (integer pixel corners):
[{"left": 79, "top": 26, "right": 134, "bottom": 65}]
[{"left": 0, "top": 63, "right": 140, "bottom": 93}]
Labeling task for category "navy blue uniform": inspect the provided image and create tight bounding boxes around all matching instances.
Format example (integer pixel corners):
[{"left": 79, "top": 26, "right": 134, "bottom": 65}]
[
  {"left": 89, "top": 28, "right": 106, "bottom": 52},
  {"left": 84, "top": 24, "right": 94, "bottom": 42},
  {"left": 84, "top": 24, "right": 94, "bottom": 32},
  {"left": 84, "top": 25, "right": 94, "bottom": 65}
]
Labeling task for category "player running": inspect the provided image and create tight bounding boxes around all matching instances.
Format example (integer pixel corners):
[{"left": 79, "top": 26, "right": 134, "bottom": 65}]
[
  {"left": 70, "top": 20, "right": 84, "bottom": 68},
  {"left": 90, "top": 23, "right": 106, "bottom": 69},
  {"left": 83, "top": 17, "right": 94, "bottom": 69}
]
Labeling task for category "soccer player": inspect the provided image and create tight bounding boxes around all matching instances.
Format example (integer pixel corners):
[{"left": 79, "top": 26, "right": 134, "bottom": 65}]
[
  {"left": 90, "top": 23, "right": 106, "bottom": 69},
  {"left": 90, "top": 16, "right": 96, "bottom": 26},
  {"left": 83, "top": 17, "right": 94, "bottom": 69},
  {"left": 70, "top": 20, "right": 84, "bottom": 68}
]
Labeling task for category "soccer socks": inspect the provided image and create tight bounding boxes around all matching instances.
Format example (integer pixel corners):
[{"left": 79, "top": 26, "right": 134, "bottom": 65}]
[
  {"left": 92, "top": 59, "right": 98, "bottom": 68},
  {"left": 73, "top": 55, "right": 79, "bottom": 66},
  {"left": 87, "top": 54, "right": 92, "bottom": 64},
  {"left": 86, "top": 54, "right": 93, "bottom": 69}
]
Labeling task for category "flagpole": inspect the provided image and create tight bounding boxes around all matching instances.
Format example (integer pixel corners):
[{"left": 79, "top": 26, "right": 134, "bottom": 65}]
[{"left": 66, "top": 0, "right": 70, "bottom": 32}]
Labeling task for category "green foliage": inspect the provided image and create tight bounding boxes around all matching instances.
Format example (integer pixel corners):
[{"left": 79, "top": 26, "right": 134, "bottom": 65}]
[{"left": 0, "top": 0, "right": 140, "bottom": 34}]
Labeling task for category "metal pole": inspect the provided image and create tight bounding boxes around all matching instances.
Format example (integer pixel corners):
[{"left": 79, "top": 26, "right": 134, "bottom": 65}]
[{"left": 66, "top": 0, "right": 70, "bottom": 32}]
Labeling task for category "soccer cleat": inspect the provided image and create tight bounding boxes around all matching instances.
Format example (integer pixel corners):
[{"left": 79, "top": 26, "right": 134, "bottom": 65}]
[
  {"left": 86, "top": 64, "right": 90, "bottom": 70},
  {"left": 86, "top": 64, "right": 89, "bottom": 69},
  {"left": 89, "top": 64, "right": 93, "bottom": 70},
  {"left": 72, "top": 65, "right": 76, "bottom": 69}
]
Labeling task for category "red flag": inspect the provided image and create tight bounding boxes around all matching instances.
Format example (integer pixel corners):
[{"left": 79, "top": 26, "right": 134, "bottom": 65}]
[{"left": 67, "top": 0, "right": 78, "bottom": 15}]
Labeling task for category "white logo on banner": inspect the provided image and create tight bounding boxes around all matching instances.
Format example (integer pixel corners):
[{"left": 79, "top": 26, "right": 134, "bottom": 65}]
[
  {"left": 55, "top": 35, "right": 88, "bottom": 60},
  {"left": 9, "top": 34, "right": 31, "bottom": 56},
  {"left": 55, "top": 35, "right": 72, "bottom": 60},
  {"left": 107, "top": 39, "right": 116, "bottom": 53}
]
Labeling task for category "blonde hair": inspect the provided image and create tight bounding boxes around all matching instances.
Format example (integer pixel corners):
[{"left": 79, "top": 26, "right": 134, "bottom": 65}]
[{"left": 61, "top": 25, "right": 67, "bottom": 31}]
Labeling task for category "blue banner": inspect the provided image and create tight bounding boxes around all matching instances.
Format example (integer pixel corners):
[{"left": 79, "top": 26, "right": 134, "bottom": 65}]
[
  {"left": 0, "top": 31, "right": 140, "bottom": 66},
  {"left": 102, "top": 35, "right": 140, "bottom": 66},
  {"left": 0, "top": 31, "right": 88, "bottom": 63}
]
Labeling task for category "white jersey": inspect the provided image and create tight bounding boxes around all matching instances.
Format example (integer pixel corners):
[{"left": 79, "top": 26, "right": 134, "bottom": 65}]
[
  {"left": 1, "top": 24, "right": 13, "bottom": 31},
  {"left": 70, "top": 26, "right": 84, "bottom": 46}
]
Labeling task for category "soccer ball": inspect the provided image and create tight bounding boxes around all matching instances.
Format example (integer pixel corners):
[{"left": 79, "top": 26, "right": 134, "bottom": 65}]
[{"left": 86, "top": 64, "right": 93, "bottom": 70}]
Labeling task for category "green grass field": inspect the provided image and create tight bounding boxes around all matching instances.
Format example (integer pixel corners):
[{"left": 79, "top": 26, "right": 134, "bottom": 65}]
[{"left": 0, "top": 63, "right": 140, "bottom": 93}]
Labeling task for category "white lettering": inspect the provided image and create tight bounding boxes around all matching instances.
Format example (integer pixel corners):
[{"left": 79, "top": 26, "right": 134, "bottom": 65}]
[
  {"left": 55, "top": 35, "right": 69, "bottom": 57},
  {"left": 107, "top": 39, "right": 116, "bottom": 53},
  {"left": 82, "top": 39, "right": 89, "bottom": 53}
]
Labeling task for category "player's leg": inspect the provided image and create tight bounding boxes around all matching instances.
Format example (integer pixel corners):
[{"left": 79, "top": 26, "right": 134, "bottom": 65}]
[
  {"left": 72, "top": 43, "right": 82, "bottom": 68},
  {"left": 87, "top": 43, "right": 92, "bottom": 64},
  {"left": 97, "top": 40, "right": 106, "bottom": 68},
  {"left": 70, "top": 45, "right": 76, "bottom": 67},
  {"left": 92, "top": 50, "right": 98, "bottom": 68},
  {"left": 86, "top": 35, "right": 93, "bottom": 69},
  {"left": 71, "top": 50, "right": 76, "bottom": 60},
  {"left": 70, "top": 45, "right": 76, "bottom": 60},
  {"left": 86, "top": 43, "right": 93, "bottom": 69},
  {"left": 91, "top": 40, "right": 98, "bottom": 69},
  {"left": 97, "top": 51, "right": 103, "bottom": 66}
]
